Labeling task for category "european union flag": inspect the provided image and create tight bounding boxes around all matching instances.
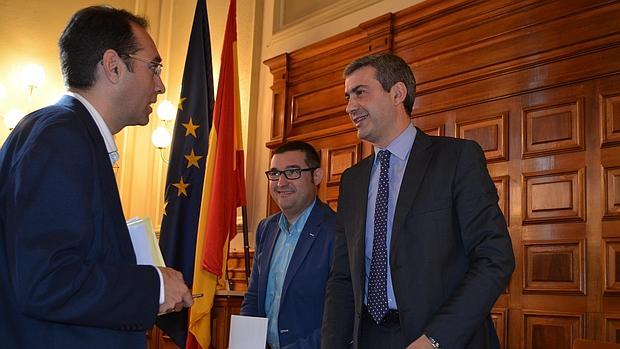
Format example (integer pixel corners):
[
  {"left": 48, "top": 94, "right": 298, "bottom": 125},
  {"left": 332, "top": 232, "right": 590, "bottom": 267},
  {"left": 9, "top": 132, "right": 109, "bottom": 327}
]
[{"left": 156, "top": 1, "right": 214, "bottom": 347}]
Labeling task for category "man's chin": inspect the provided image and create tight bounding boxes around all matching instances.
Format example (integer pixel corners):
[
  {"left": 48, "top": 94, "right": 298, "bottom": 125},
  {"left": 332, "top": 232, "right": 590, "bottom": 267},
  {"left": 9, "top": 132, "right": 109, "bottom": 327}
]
[{"left": 135, "top": 115, "right": 150, "bottom": 126}]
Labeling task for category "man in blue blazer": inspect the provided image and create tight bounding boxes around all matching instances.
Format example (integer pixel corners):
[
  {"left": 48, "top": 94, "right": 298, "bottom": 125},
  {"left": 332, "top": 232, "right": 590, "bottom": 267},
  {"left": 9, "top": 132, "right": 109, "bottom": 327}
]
[
  {"left": 241, "top": 141, "right": 336, "bottom": 349},
  {"left": 0, "top": 6, "right": 192, "bottom": 349},
  {"left": 321, "top": 54, "right": 515, "bottom": 349}
]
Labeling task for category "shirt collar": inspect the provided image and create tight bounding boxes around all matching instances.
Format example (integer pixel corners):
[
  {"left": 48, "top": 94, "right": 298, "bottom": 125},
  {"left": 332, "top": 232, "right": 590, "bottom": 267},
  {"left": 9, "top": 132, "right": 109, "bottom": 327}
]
[
  {"left": 277, "top": 198, "right": 317, "bottom": 235},
  {"left": 65, "top": 92, "right": 119, "bottom": 165},
  {"left": 373, "top": 123, "right": 417, "bottom": 162}
]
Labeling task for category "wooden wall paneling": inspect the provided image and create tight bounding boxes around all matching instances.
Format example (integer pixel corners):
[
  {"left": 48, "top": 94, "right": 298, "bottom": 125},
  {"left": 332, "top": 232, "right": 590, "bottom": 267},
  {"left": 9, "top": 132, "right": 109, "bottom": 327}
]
[
  {"left": 281, "top": 13, "right": 395, "bottom": 142},
  {"left": 523, "top": 311, "right": 585, "bottom": 349},
  {"left": 523, "top": 239, "right": 586, "bottom": 295},
  {"left": 400, "top": 1, "right": 620, "bottom": 116},
  {"left": 601, "top": 92, "right": 620, "bottom": 148},
  {"left": 265, "top": 0, "right": 620, "bottom": 347},
  {"left": 412, "top": 110, "right": 450, "bottom": 137},
  {"left": 210, "top": 292, "right": 243, "bottom": 349},
  {"left": 456, "top": 112, "right": 509, "bottom": 162},
  {"left": 522, "top": 99, "right": 585, "bottom": 158},
  {"left": 604, "top": 238, "right": 620, "bottom": 294},
  {"left": 358, "top": 13, "right": 394, "bottom": 54},
  {"left": 320, "top": 142, "right": 364, "bottom": 210},
  {"left": 494, "top": 175, "right": 511, "bottom": 226},
  {"left": 492, "top": 308, "right": 509, "bottom": 349},
  {"left": 264, "top": 54, "right": 288, "bottom": 146},
  {"left": 522, "top": 168, "right": 586, "bottom": 224},
  {"left": 603, "top": 166, "right": 620, "bottom": 220},
  {"left": 291, "top": 82, "right": 346, "bottom": 126},
  {"left": 605, "top": 314, "right": 620, "bottom": 343},
  {"left": 419, "top": 124, "right": 445, "bottom": 137}
]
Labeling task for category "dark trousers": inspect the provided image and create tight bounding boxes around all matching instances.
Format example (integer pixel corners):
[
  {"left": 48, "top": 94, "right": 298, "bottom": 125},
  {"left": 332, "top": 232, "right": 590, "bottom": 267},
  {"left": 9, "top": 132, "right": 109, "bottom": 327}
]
[{"left": 359, "top": 306, "right": 403, "bottom": 349}]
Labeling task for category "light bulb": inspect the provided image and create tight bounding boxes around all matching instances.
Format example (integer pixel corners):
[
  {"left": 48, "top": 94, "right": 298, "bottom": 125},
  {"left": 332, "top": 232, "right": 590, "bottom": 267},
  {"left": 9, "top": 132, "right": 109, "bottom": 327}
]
[
  {"left": 151, "top": 126, "right": 172, "bottom": 149},
  {"left": 157, "top": 100, "right": 176, "bottom": 121},
  {"left": 23, "top": 64, "right": 45, "bottom": 90},
  {"left": 4, "top": 108, "right": 24, "bottom": 130}
]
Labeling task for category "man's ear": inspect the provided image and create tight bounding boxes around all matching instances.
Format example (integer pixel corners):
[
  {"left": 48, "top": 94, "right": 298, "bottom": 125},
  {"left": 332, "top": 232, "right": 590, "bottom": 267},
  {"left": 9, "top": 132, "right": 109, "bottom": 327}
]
[
  {"left": 312, "top": 167, "right": 324, "bottom": 186},
  {"left": 100, "top": 49, "right": 123, "bottom": 83},
  {"left": 390, "top": 82, "right": 407, "bottom": 105}
]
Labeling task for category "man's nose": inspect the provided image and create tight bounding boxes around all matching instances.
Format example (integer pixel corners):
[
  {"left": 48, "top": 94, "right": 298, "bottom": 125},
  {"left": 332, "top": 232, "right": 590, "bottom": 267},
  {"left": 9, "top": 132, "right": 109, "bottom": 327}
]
[
  {"left": 345, "top": 98, "right": 357, "bottom": 115},
  {"left": 155, "top": 74, "right": 166, "bottom": 94},
  {"left": 276, "top": 174, "right": 289, "bottom": 185}
]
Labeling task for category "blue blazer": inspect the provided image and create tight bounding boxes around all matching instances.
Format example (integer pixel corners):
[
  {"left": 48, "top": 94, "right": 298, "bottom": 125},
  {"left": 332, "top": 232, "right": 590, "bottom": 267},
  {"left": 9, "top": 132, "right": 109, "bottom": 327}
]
[
  {"left": 241, "top": 200, "right": 336, "bottom": 348},
  {"left": 0, "top": 96, "right": 160, "bottom": 348}
]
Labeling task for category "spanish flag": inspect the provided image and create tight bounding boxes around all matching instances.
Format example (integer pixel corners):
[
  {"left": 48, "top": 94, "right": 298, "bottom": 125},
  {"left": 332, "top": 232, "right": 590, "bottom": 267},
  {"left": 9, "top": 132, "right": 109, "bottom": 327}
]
[{"left": 186, "top": 0, "right": 246, "bottom": 347}]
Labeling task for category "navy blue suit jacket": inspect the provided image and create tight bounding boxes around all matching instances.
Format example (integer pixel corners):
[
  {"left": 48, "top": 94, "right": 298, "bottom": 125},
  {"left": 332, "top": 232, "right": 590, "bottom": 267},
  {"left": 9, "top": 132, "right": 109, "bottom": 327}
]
[
  {"left": 322, "top": 130, "right": 515, "bottom": 349},
  {"left": 0, "top": 96, "right": 160, "bottom": 348},
  {"left": 241, "top": 200, "right": 335, "bottom": 348}
]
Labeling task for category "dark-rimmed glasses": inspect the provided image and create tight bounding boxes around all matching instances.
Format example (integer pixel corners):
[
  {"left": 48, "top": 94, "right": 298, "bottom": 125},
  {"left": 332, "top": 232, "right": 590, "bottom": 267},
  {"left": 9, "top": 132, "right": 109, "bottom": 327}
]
[
  {"left": 265, "top": 167, "right": 317, "bottom": 181},
  {"left": 122, "top": 54, "right": 163, "bottom": 76}
]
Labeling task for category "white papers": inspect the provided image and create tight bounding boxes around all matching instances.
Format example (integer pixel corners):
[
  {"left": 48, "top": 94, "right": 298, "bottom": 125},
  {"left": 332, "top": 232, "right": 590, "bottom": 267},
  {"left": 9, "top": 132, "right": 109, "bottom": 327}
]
[
  {"left": 126, "top": 217, "right": 166, "bottom": 267},
  {"left": 228, "top": 315, "right": 268, "bottom": 349}
]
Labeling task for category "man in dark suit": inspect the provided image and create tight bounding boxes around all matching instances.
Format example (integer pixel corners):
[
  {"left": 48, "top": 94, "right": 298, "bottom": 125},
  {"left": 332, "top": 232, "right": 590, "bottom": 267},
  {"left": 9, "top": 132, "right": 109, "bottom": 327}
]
[
  {"left": 241, "top": 141, "right": 335, "bottom": 349},
  {"left": 321, "top": 53, "right": 515, "bottom": 349},
  {"left": 0, "top": 6, "right": 192, "bottom": 349}
]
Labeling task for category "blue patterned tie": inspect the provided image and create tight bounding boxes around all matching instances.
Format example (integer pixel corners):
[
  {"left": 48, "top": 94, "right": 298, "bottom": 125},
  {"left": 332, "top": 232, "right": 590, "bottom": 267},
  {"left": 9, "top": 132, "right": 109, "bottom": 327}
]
[{"left": 368, "top": 149, "right": 390, "bottom": 324}]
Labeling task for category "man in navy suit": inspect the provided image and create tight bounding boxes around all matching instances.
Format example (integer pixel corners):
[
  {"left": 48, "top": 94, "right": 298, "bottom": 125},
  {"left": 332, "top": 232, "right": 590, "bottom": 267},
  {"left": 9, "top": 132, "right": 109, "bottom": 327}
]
[
  {"left": 321, "top": 53, "right": 515, "bottom": 349},
  {"left": 0, "top": 6, "right": 192, "bottom": 349},
  {"left": 241, "top": 141, "right": 336, "bottom": 349}
]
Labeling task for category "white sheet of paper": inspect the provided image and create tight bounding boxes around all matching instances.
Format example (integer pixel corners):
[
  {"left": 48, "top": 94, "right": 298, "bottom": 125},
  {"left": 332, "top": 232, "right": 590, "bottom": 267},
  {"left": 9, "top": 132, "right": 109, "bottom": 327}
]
[
  {"left": 126, "top": 217, "right": 166, "bottom": 267},
  {"left": 229, "top": 315, "right": 268, "bottom": 349}
]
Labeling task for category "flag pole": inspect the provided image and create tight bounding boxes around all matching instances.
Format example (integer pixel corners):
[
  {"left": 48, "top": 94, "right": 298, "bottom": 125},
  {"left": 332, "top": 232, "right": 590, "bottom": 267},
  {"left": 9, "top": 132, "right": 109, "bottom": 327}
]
[{"left": 241, "top": 206, "right": 251, "bottom": 285}]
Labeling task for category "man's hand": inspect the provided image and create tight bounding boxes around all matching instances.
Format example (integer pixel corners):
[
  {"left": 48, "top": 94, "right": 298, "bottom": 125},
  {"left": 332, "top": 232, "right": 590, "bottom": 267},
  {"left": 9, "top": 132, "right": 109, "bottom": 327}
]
[
  {"left": 406, "top": 334, "right": 435, "bottom": 349},
  {"left": 157, "top": 267, "right": 193, "bottom": 315}
]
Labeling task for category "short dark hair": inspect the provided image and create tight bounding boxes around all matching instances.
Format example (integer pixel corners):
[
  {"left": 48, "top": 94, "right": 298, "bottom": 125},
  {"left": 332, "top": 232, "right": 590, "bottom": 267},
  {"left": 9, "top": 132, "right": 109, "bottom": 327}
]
[
  {"left": 273, "top": 141, "right": 321, "bottom": 169},
  {"left": 58, "top": 6, "right": 149, "bottom": 89},
  {"left": 344, "top": 53, "right": 416, "bottom": 115}
]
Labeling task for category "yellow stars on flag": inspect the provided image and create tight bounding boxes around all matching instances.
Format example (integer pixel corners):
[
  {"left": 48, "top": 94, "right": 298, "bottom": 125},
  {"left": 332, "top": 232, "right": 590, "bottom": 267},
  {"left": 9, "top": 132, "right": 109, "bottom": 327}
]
[
  {"left": 172, "top": 177, "right": 190, "bottom": 197},
  {"left": 182, "top": 117, "right": 200, "bottom": 138},
  {"left": 178, "top": 97, "right": 187, "bottom": 111},
  {"left": 185, "top": 149, "right": 204, "bottom": 169}
]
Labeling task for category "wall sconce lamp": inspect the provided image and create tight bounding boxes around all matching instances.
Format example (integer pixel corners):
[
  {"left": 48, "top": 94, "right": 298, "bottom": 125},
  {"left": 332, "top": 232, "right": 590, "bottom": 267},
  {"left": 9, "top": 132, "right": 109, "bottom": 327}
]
[
  {"left": 151, "top": 100, "right": 175, "bottom": 163},
  {"left": 3, "top": 108, "right": 23, "bottom": 131},
  {"left": 22, "top": 64, "right": 45, "bottom": 96},
  {"left": 0, "top": 83, "right": 24, "bottom": 131},
  {"left": 1, "top": 64, "right": 46, "bottom": 133},
  {"left": 152, "top": 126, "right": 172, "bottom": 149}
]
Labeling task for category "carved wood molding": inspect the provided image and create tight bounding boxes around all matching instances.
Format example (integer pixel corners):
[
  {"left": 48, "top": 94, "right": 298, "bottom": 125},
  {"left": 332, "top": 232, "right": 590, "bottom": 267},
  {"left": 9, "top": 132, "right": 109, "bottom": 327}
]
[{"left": 522, "top": 239, "right": 586, "bottom": 295}]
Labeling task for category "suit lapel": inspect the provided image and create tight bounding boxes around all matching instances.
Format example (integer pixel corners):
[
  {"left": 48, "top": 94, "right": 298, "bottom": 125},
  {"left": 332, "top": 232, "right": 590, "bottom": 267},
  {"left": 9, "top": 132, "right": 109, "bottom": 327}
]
[
  {"left": 350, "top": 156, "right": 373, "bottom": 298},
  {"left": 390, "top": 130, "right": 433, "bottom": 251},
  {"left": 58, "top": 96, "right": 136, "bottom": 260},
  {"left": 258, "top": 217, "right": 281, "bottom": 312},
  {"left": 281, "top": 202, "right": 324, "bottom": 299}
]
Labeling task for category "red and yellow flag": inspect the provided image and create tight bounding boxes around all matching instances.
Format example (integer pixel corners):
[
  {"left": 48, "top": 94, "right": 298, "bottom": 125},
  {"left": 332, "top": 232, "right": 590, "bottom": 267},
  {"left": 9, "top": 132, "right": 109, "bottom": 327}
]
[{"left": 186, "top": 0, "right": 246, "bottom": 347}]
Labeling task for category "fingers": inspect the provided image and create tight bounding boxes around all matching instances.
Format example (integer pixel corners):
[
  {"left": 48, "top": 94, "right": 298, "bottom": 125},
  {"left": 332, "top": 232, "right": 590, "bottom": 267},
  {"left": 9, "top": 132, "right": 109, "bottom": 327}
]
[
  {"left": 157, "top": 267, "right": 193, "bottom": 315},
  {"left": 182, "top": 290, "right": 194, "bottom": 307}
]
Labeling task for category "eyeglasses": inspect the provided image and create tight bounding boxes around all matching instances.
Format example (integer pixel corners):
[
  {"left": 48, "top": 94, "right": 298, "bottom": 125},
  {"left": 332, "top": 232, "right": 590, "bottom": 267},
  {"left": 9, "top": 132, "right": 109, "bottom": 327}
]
[
  {"left": 123, "top": 54, "right": 163, "bottom": 76},
  {"left": 265, "top": 167, "right": 317, "bottom": 181}
]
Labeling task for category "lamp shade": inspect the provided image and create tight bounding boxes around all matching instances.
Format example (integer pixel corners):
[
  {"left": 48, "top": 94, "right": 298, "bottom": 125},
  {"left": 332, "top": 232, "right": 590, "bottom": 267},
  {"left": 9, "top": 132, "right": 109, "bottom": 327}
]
[
  {"left": 151, "top": 126, "right": 172, "bottom": 149},
  {"left": 4, "top": 108, "right": 24, "bottom": 130},
  {"left": 22, "top": 64, "right": 45, "bottom": 89},
  {"left": 157, "top": 100, "right": 176, "bottom": 121}
]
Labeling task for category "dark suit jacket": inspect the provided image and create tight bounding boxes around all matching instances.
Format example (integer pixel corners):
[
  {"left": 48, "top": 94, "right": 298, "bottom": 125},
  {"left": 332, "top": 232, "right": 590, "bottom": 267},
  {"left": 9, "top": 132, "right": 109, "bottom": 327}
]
[
  {"left": 241, "top": 200, "right": 335, "bottom": 348},
  {"left": 0, "top": 96, "right": 160, "bottom": 349},
  {"left": 322, "top": 130, "right": 515, "bottom": 349}
]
